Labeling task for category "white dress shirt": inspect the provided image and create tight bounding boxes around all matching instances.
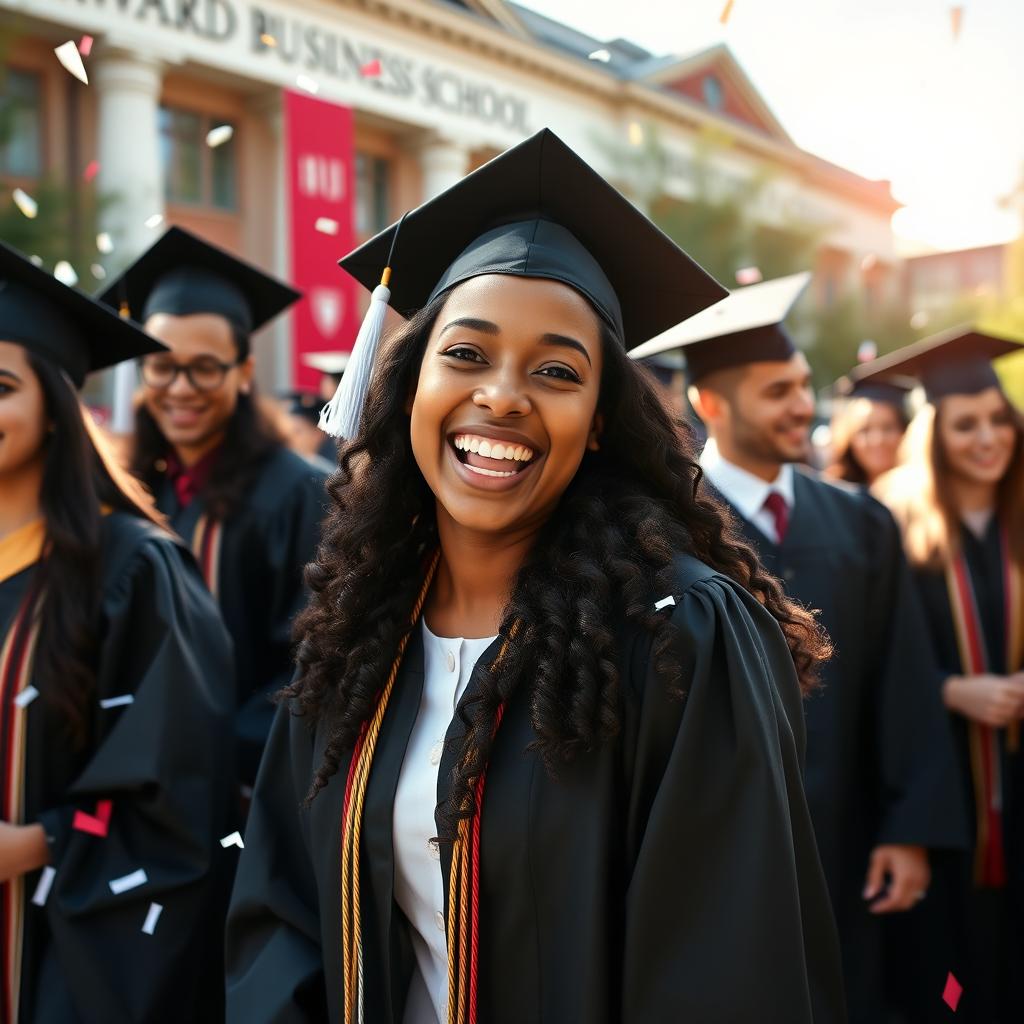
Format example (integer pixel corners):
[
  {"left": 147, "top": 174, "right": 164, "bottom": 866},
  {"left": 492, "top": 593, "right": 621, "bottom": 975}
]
[
  {"left": 699, "top": 438, "right": 796, "bottom": 544},
  {"left": 393, "top": 621, "right": 497, "bottom": 1024}
]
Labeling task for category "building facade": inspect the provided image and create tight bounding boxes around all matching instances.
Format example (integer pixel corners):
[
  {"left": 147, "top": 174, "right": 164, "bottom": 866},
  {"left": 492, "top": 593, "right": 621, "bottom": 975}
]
[{"left": 1, "top": 0, "right": 901, "bottom": 393}]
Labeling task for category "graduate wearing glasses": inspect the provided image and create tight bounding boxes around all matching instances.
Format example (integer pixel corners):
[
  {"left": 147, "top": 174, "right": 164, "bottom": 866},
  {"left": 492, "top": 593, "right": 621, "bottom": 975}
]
[{"left": 100, "top": 230, "right": 328, "bottom": 790}]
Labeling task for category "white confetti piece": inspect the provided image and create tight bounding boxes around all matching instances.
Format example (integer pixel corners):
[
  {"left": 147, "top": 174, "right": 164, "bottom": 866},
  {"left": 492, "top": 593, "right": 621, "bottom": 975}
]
[
  {"left": 96, "top": 232, "right": 114, "bottom": 254},
  {"left": 54, "top": 261, "right": 79, "bottom": 287},
  {"left": 12, "top": 188, "right": 38, "bottom": 219},
  {"left": 14, "top": 686, "right": 39, "bottom": 708},
  {"left": 654, "top": 595, "right": 676, "bottom": 611},
  {"left": 90, "top": 263, "right": 106, "bottom": 280},
  {"left": 100, "top": 694, "right": 134, "bottom": 709},
  {"left": 205, "top": 124, "right": 234, "bottom": 148},
  {"left": 144, "top": 213, "right": 164, "bottom": 230},
  {"left": 314, "top": 217, "right": 339, "bottom": 236},
  {"left": 587, "top": 48, "right": 611, "bottom": 62},
  {"left": 32, "top": 866, "right": 56, "bottom": 906},
  {"left": 54, "top": 40, "right": 89, "bottom": 85},
  {"left": 295, "top": 74, "right": 319, "bottom": 94},
  {"left": 220, "top": 831, "right": 244, "bottom": 849},
  {"left": 627, "top": 121, "right": 644, "bottom": 147},
  {"left": 109, "top": 868, "right": 148, "bottom": 895},
  {"left": 141, "top": 902, "right": 163, "bottom": 935},
  {"left": 29, "top": 255, "right": 43, "bottom": 268}
]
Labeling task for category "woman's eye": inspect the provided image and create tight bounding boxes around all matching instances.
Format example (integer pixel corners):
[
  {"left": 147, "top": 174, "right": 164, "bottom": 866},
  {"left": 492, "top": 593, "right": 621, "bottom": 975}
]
[
  {"left": 537, "top": 365, "right": 583, "bottom": 384},
  {"left": 442, "top": 347, "right": 484, "bottom": 363},
  {"left": 0, "top": 383, "right": 13, "bottom": 396}
]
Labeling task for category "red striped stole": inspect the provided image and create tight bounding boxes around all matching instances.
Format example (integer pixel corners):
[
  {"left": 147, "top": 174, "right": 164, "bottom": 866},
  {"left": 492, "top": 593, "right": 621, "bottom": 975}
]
[
  {"left": 0, "top": 592, "right": 42, "bottom": 1024},
  {"left": 190, "top": 515, "right": 223, "bottom": 601},
  {"left": 945, "top": 525, "right": 1024, "bottom": 887}
]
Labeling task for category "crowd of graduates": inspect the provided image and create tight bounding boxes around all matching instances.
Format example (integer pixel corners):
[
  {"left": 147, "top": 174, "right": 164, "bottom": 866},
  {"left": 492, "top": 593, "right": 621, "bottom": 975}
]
[{"left": 0, "top": 128, "right": 1020, "bottom": 1023}]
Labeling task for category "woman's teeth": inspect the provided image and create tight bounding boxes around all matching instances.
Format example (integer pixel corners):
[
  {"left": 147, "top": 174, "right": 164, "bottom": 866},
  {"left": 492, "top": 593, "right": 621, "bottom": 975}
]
[{"left": 453, "top": 435, "right": 534, "bottom": 463}]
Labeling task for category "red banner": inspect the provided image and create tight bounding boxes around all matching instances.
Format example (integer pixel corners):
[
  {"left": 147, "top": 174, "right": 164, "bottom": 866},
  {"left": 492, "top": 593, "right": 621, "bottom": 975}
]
[{"left": 284, "top": 89, "right": 358, "bottom": 390}]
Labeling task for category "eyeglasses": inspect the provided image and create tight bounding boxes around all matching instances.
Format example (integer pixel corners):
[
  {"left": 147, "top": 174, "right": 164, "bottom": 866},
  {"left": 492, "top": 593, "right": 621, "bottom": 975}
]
[{"left": 140, "top": 355, "right": 241, "bottom": 393}]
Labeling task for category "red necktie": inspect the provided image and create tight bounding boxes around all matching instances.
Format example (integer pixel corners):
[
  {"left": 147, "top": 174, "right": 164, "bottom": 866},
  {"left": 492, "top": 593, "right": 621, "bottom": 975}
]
[{"left": 763, "top": 491, "right": 789, "bottom": 543}]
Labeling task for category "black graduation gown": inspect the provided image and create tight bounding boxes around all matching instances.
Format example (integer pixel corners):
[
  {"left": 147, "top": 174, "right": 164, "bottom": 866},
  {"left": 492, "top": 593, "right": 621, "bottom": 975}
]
[
  {"left": 0, "top": 513, "right": 234, "bottom": 1023},
  {"left": 711, "top": 470, "right": 969, "bottom": 1024},
  {"left": 226, "top": 553, "right": 847, "bottom": 1023},
  {"left": 896, "top": 520, "right": 1024, "bottom": 1024},
  {"left": 154, "top": 446, "right": 327, "bottom": 786}
]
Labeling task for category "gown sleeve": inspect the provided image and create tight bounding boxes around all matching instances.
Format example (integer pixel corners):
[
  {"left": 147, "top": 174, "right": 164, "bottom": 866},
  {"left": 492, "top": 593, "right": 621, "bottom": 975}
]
[
  {"left": 225, "top": 704, "right": 328, "bottom": 1023},
  {"left": 234, "top": 468, "right": 326, "bottom": 785},
  {"left": 861, "top": 497, "right": 969, "bottom": 851},
  {"left": 621, "top": 569, "right": 847, "bottom": 1023},
  {"left": 32, "top": 531, "right": 235, "bottom": 1023}
]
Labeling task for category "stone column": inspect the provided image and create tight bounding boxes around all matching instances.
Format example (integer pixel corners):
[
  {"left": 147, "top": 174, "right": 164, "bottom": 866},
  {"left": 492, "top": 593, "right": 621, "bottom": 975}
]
[{"left": 416, "top": 135, "right": 471, "bottom": 201}]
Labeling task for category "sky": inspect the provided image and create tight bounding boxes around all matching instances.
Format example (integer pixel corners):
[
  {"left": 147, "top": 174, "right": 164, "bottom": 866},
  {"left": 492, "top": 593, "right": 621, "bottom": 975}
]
[{"left": 519, "top": 0, "right": 1024, "bottom": 254}]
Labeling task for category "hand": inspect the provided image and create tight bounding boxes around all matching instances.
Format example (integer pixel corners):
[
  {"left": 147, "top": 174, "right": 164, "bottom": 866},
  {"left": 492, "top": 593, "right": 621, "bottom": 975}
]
[
  {"left": 943, "top": 674, "right": 1024, "bottom": 728},
  {"left": 0, "top": 822, "right": 49, "bottom": 883},
  {"left": 863, "top": 844, "right": 930, "bottom": 914}
]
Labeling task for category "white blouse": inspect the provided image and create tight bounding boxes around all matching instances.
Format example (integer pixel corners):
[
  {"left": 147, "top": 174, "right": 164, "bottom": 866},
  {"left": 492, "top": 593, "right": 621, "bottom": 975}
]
[{"left": 393, "top": 621, "right": 497, "bottom": 1024}]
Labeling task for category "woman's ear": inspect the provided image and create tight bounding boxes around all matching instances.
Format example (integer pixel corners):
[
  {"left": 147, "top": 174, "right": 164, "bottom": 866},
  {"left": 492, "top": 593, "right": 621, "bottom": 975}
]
[{"left": 587, "top": 412, "right": 604, "bottom": 452}]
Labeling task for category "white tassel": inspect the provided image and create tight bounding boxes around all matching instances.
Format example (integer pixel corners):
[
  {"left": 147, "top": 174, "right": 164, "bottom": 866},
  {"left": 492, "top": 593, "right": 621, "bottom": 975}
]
[
  {"left": 109, "top": 360, "right": 138, "bottom": 433},
  {"left": 318, "top": 281, "right": 390, "bottom": 439}
]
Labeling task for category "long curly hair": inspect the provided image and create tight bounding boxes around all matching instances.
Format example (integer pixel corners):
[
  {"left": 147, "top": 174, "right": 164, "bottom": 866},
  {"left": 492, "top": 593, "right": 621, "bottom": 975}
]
[{"left": 288, "top": 294, "right": 830, "bottom": 832}]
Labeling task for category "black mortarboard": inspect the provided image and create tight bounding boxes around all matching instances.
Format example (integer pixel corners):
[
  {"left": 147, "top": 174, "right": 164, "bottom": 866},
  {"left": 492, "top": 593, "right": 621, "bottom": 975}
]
[
  {"left": 831, "top": 374, "right": 913, "bottom": 409},
  {"left": 339, "top": 129, "right": 725, "bottom": 348},
  {"left": 0, "top": 240, "right": 165, "bottom": 388},
  {"left": 848, "top": 325, "right": 1023, "bottom": 402},
  {"left": 98, "top": 226, "right": 300, "bottom": 336},
  {"left": 628, "top": 272, "right": 811, "bottom": 382},
  {"left": 321, "top": 129, "right": 726, "bottom": 439},
  {"left": 282, "top": 390, "right": 322, "bottom": 427}
]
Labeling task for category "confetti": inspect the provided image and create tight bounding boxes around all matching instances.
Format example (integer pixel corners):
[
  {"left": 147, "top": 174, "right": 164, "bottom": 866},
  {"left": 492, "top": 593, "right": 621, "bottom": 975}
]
[
  {"left": 100, "top": 693, "right": 134, "bottom": 709},
  {"left": 14, "top": 686, "right": 39, "bottom": 709},
  {"left": 108, "top": 868, "right": 148, "bottom": 895},
  {"left": 54, "top": 261, "right": 79, "bottom": 287},
  {"left": 220, "top": 831, "right": 244, "bottom": 849},
  {"left": 359, "top": 59, "right": 382, "bottom": 78},
  {"left": 12, "top": 188, "right": 38, "bottom": 219},
  {"left": 950, "top": 6, "right": 963, "bottom": 41},
  {"left": 295, "top": 74, "right": 320, "bottom": 95},
  {"left": 719, "top": 0, "right": 735, "bottom": 25},
  {"left": 735, "top": 266, "right": 763, "bottom": 285},
  {"left": 83, "top": 159, "right": 100, "bottom": 182},
  {"left": 857, "top": 340, "right": 878, "bottom": 363},
  {"left": 145, "top": 213, "right": 164, "bottom": 230},
  {"left": 32, "top": 866, "right": 56, "bottom": 907},
  {"left": 205, "top": 124, "right": 234, "bottom": 148},
  {"left": 78, "top": 35, "right": 94, "bottom": 57},
  {"left": 90, "top": 263, "right": 106, "bottom": 281},
  {"left": 142, "top": 902, "right": 163, "bottom": 935},
  {"left": 73, "top": 799, "right": 113, "bottom": 838},
  {"left": 942, "top": 972, "right": 962, "bottom": 1012},
  {"left": 314, "top": 216, "right": 340, "bottom": 236},
  {"left": 96, "top": 231, "right": 114, "bottom": 254},
  {"left": 259, "top": 32, "right": 278, "bottom": 47},
  {"left": 587, "top": 49, "right": 611, "bottom": 62},
  {"left": 654, "top": 596, "right": 676, "bottom": 611},
  {"left": 29, "top": 255, "right": 43, "bottom": 268},
  {"left": 910, "top": 310, "right": 930, "bottom": 330},
  {"left": 54, "top": 40, "right": 89, "bottom": 85},
  {"left": 627, "top": 121, "right": 644, "bottom": 147}
]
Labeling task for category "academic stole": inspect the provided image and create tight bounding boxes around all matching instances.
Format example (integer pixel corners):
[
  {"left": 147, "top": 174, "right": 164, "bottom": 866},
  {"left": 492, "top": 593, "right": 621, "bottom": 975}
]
[
  {"left": 189, "top": 515, "right": 223, "bottom": 600},
  {"left": 0, "top": 590, "right": 42, "bottom": 1024},
  {"left": 338, "top": 552, "right": 511, "bottom": 1024},
  {"left": 945, "top": 526, "right": 1024, "bottom": 888}
]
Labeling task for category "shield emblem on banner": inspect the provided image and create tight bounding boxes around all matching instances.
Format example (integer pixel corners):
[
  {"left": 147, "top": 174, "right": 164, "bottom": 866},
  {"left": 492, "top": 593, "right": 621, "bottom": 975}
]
[{"left": 310, "top": 288, "right": 344, "bottom": 338}]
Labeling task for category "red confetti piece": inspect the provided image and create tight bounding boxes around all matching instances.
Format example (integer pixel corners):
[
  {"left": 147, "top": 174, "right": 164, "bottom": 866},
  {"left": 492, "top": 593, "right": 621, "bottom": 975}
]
[
  {"left": 83, "top": 159, "right": 100, "bottom": 183},
  {"left": 79, "top": 35, "right": 94, "bottom": 57},
  {"left": 360, "top": 59, "right": 382, "bottom": 78},
  {"left": 942, "top": 972, "right": 963, "bottom": 1012},
  {"left": 73, "top": 799, "right": 113, "bottom": 838}
]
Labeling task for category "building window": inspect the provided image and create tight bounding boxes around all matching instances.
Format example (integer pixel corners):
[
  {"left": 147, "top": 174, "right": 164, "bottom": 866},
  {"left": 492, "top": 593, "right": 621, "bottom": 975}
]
[
  {"left": 702, "top": 75, "right": 724, "bottom": 111},
  {"left": 0, "top": 69, "right": 43, "bottom": 178},
  {"left": 355, "top": 153, "right": 390, "bottom": 236},
  {"left": 159, "top": 106, "right": 238, "bottom": 210}
]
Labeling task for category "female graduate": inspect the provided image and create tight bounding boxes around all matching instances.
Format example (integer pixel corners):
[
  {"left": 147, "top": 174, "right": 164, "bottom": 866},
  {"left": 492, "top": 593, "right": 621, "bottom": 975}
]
[
  {"left": 868, "top": 328, "right": 1024, "bottom": 1023},
  {"left": 826, "top": 378, "right": 909, "bottom": 486},
  {"left": 0, "top": 241, "right": 234, "bottom": 1022},
  {"left": 226, "top": 130, "right": 846, "bottom": 1023}
]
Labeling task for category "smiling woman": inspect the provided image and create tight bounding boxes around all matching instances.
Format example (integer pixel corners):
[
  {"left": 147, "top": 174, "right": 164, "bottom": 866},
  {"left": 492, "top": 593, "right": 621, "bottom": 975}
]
[{"left": 226, "top": 130, "right": 845, "bottom": 1024}]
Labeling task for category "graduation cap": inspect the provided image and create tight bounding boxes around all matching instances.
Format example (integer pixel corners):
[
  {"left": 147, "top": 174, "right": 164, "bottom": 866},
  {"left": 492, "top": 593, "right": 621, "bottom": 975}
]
[
  {"left": 831, "top": 374, "right": 913, "bottom": 410},
  {"left": 628, "top": 271, "right": 812, "bottom": 382},
  {"left": 847, "top": 325, "right": 1024, "bottom": 402},
  {"left": 98, "top": 226, "right": 300, "bottom": 339},
  {"left": 321, "top": 128, "right": 727, "bottom": 438},
  {"left": 281, "top": 390, "right": 323, "bottom": 427},
  {"left": 0, "top": 240, "right": 165, "bottom": 388}
]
